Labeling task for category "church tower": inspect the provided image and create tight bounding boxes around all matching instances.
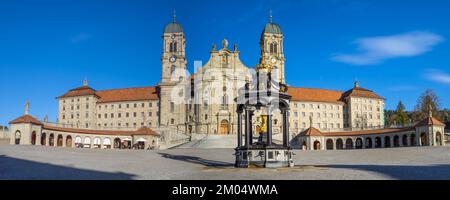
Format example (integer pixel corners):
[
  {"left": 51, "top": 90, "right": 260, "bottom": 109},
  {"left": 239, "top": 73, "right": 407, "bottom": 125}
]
[
  {"left": 159, "top": 11, "right": 187, "bottom": 129},
  {"left": 259, "top": 11, "right": 285, "bottom": 83}
]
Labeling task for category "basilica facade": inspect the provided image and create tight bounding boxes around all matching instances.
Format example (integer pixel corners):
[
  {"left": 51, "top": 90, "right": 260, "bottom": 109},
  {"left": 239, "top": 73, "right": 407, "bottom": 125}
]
[{"left": 8, "top": 16, "right": 446, "bottom": 150}]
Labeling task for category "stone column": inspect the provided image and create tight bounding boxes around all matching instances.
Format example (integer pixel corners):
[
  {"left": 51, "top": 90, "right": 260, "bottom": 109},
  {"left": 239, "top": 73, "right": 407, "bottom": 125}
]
[
  {"left": 244, "top": 109, "right": 250, "bottom": 148},
  {"left": 266, "top": 110, "right": 272, "bottom": 146},
  {"left": 237, "top": 111, "right": 242, "bottom": 148},
  {"left": 282, "top": 110, "right": 289, "bottom": 147},
  {"left": 249, "top": 110, "right": 254, "bottom": 145}
]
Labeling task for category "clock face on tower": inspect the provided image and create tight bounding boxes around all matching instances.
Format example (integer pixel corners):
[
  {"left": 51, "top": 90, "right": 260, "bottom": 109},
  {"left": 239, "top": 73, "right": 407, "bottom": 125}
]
[
  {"left": 170, "top": 34, "right": 176, "bottom": 40},
  {"left": 170, "top": 55, "right": 177, "bottom": 63},
  {"left": 271, "top": 57, "right": 277, "bottom": 64}
]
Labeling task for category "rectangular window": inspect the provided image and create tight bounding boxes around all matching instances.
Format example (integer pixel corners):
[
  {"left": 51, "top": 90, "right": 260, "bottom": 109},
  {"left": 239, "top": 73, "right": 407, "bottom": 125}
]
[
  {"left": 133, "top": 112, "right": 137, "bottom": 117},
  {"left": 111, "top": 113, "right": 114, "bottom": 118},
  {"left": 98, "top": 114, "right": 101, "bottom": 119},
  {"left": 104, "top": 114, "right": 107, "bottom": 119},
  {"left": 118, "top": 113, "right": 122, "bottom": 118},
  {"left": 142, "top": 103, "right": 145, "bottom": 108},
  {"left": 126, "top": 113, "right": 129, "bottom": 118}
]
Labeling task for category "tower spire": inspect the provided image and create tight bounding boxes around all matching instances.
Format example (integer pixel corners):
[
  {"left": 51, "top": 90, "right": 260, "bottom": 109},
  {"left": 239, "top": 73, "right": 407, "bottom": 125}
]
[
  {"left": 269, "top": 9, "right": 273, "bottom": 23},
  {"left": 25, "top": 100, "right": 29, "bottom": 115},
  {"left": 173, "top": 9, "right": 177, "bottom": 23},
  {"left": 83, "top": 77, "right": 88, "bottom": 86}
]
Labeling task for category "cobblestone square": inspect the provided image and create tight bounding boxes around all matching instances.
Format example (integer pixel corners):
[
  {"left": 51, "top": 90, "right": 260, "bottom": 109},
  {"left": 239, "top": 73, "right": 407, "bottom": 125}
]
[{"left": 1, "top": 144, "right": 450, "bottom": 180}]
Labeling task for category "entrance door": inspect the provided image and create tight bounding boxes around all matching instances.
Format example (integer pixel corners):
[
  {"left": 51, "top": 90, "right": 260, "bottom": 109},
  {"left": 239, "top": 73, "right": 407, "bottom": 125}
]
[{"left": 220, "top": 120, "right": 229, "bottom": 135}]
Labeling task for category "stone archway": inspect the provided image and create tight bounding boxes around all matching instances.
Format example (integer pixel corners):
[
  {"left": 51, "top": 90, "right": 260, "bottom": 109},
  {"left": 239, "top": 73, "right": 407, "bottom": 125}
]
[
  {"left": 375, "top": 137, "right": 382, "bottom": 148},
  {"left": 114, "top": 138, "right": 121, "bottom": 149},
  {"left": 436, "top": 132, "right": 442, "bottom": 146},
  {"left": 57, "top": 135, "right": 63, "bottom": 147},
  {"left": 355, "top": 138, "right": 363, "bottom": 149},
  {"left": 402, "top": 135, "right": 408, "bottom": 146},
  {"left": 313, "top": 141, "right": 321, "bottom": 150},
  {"left": 14, "top": 131, "right": 21, "bottom": 145},
  {"left": 393, "top": 135, "right": 400, "bottom": 147},
  {"left": 49, "top": 134, "right": 55, "bottom": 146},
  {"left": 410, "top": 134, "right": 417, "bottom": 146},
  {"left": 384, "top": 136, "right": 391, "bottom": 148},
  {"left": 66, "top": 135, "right": 72, "bottom": 148},
  {"left": 420, "top": 132, "right": 428, "bottom": 146},
  {"left": 41, "top": 133, "right": 47, "bottom": 145},
  {"left": 220, "top": 120, "right": 230, "bottom": 135},
  {"left": 326, "top": 139, "right": 334, "bottom": 150},
  {"left": 365, "top": 138, "right": 373, "bottom": 149},
  {"left": 345, "top": 138, "right": 353, "bottom": 149},
  {"left": 336, "top": 138, "right": 344, "bottom": 150},
  {"left": 31, "top": 131, "right": 36, "bottom": 145}
]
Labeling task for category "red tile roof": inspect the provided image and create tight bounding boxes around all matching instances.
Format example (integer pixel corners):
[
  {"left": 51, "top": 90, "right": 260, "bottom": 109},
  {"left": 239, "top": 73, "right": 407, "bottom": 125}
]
[
  {"left": 299, "top": 127, "right": 323, "bottom": 136},
  {"left": 60, "top": 86, "right": 160, "bottom": 103},
  {"left": 59, "top": 86, "right": 98, "bottom": 98},
  {"left": 42, "top": 125, "right": 160, "bottom": 136},
  {"left": 415, "top": 116, "right": 445, "bottom": 127},
  {"left": 341, "top": 87, "right": 384, "bottom": 100},
  {"left": 9, "top": 115, "right": 43, "bottom": 125},
  {"left": 288, "top": 87, "right": 344, "bottom": 104},
  {"left": 96, "top": 87, "right": 159, "bottom": 103}
]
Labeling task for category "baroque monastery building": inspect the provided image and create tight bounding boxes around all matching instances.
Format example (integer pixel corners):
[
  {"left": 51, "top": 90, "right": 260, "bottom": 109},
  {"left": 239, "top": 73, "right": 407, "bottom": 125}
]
[{"left": 8, "top": 15, "right": 446, "bottom": 150}]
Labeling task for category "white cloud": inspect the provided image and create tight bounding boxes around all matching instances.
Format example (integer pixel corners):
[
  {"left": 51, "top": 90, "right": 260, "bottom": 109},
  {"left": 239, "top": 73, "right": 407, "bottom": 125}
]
[
  {"left": 425, "top": 69, "right": 450, "bottom": 84},
  {"left": 332, "top": 31, "right": 444, "bottom": 65},
  {"left": 70, "top": 33, "right": 92, "bottom": 44}
]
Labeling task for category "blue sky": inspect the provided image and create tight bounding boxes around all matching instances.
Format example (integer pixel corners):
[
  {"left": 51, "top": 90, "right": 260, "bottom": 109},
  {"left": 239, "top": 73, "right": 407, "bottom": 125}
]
[{"left": 1, "top": 0, "right": 450, "bottom": 125}]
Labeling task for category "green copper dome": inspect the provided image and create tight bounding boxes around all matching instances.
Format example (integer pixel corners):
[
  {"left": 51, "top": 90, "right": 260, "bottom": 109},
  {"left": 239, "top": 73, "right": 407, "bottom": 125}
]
[
  {"left": 164, "top": 22, "right": 183, "bottom": 33},
  {"left": 262, "top": 22, "right": 282, "bottom": 35}
]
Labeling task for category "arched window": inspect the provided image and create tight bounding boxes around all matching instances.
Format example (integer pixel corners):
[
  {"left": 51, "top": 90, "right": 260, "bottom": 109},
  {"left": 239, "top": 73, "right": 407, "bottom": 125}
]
[
  {"left": 173, "top": 42, "right": 177, "bottom": 52},
  {"left": 14, "top": 131, "right": 21, "bottom": 145},
  {"left": 269, "top": 43, "right": 274, "bottom": 53},
  {"left": 170, "top": 65, "right": 176, "bottom": 77},
  {"left": 170, "top": 102, "right": 175, "bottom": 113},
  {"left": 274, "top": 42, "right": 278, "bottom": 53}
]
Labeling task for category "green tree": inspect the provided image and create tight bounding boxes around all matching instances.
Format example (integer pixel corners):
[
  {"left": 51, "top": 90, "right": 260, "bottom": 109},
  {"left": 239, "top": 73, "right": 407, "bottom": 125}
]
[
  {"left": 394, "top": 101, "right": 410, "bottom": 125},
  {"left": 413, "top": 89, "right": 442, "bottom": 121}
]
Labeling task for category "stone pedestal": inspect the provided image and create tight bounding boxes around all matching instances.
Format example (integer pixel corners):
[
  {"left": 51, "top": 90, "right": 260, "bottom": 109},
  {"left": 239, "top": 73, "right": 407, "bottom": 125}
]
[{"left": 235, "top": 146, "right": 294, "bottom": 168}]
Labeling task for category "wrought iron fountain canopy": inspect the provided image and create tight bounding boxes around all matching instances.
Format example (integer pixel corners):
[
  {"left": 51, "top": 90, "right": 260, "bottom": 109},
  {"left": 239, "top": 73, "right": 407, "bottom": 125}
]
[{"left": 234, "top": 61, "right": 294, "bottom": 168}]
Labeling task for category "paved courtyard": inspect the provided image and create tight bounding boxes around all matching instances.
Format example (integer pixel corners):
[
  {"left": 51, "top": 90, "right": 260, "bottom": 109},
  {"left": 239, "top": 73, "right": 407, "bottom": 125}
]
[{"left": 1, "top": 141, "right": 450, "bottom": 180}]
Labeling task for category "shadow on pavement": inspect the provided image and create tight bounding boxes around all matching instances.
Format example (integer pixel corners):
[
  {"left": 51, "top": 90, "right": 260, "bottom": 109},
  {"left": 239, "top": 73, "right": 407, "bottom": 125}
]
[
  {"left": 159, "top": 153, "right": 234, "bottom": 167},
  {"left": 318, "top": 164, "right": 450, "bottom": 180},
  {"left": 0, "top": 155, "right": 136, "bottom": 180}
]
